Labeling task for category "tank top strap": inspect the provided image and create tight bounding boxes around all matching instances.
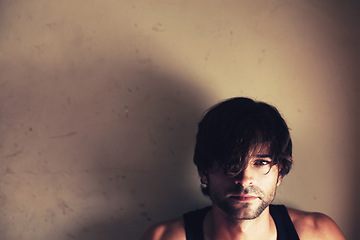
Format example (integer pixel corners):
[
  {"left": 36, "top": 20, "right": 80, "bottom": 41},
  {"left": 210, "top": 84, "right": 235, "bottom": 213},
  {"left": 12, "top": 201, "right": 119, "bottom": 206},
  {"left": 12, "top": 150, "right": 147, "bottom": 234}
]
[
  {"left": 183, "top": 206, "right": 211, "bottom": 240},
  {"left": 270, "top": 204, "right": 300, "bottom": 240}
]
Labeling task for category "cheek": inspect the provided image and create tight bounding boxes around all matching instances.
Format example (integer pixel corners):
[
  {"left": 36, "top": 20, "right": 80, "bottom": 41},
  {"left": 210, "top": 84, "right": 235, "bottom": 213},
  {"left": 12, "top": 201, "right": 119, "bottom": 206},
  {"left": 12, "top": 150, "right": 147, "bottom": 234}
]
[
  {"left": 259, "top": 175, "right": 280, "bottom": 194},
  {"left": 208, "top": 175, "right": 232, "bottom": 191}
]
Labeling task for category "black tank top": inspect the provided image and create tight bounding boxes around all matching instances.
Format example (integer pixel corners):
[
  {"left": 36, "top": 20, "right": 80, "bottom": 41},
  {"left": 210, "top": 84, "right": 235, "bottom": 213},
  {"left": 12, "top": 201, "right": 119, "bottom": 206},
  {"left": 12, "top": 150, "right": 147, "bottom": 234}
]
[{"left": 183, "top": 204, "right": 300, "bottom": 240}]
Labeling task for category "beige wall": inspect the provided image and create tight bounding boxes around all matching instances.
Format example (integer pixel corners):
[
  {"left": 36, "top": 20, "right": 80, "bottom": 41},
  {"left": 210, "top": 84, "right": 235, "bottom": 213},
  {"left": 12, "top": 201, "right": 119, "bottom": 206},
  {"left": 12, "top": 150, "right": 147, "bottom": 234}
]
[{"left": 0, "top": 1, "right": 359, "bottom": 239}]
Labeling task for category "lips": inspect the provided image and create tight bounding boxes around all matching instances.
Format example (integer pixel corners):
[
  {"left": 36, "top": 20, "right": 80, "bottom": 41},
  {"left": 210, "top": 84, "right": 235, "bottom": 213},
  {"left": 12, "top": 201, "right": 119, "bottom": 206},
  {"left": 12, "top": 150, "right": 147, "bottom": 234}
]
[{"left": 229, "top": 195, "right": 258, "bottom": 201}]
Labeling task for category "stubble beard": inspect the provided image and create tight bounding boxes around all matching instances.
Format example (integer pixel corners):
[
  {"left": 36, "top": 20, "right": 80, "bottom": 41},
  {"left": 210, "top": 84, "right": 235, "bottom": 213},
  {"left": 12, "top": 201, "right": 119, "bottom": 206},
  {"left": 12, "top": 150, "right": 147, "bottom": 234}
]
[{"left": 210, "top": 184, "right": 277, "bottom": 221}]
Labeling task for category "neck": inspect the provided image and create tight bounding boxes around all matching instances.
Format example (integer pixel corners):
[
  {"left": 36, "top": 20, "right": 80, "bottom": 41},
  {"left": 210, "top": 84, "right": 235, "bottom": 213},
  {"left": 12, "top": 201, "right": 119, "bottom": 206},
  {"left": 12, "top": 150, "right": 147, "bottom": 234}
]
[{"left": 204, "top": 205, "right": 277, "bottom": 240}]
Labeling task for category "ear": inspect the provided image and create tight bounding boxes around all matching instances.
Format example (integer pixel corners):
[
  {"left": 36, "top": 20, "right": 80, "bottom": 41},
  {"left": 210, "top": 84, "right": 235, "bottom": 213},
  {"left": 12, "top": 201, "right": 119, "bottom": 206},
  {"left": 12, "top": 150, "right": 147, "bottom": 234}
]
[
  {"left": 277, "top": 174, "right": 282, "bottom": 186},
  {"left": 199, "top": 169, "right": 208, "bottom": 184},
  {"left": 276, "top": 165, "right": 283, "bottom": 186}
]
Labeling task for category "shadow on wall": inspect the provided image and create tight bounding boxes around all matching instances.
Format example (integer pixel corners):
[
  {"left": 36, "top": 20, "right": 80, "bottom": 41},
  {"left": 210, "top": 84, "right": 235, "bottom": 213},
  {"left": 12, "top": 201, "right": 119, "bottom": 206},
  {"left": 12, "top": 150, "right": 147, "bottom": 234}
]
[
  {"left": 336, "top": 2, "right": 360, "bottom": 239},
  {"left": 0, "top": 1, "right": 212, "bottom": 238},
  {"left": 64, "top": 64, "right": 210, "bottom": 239}
]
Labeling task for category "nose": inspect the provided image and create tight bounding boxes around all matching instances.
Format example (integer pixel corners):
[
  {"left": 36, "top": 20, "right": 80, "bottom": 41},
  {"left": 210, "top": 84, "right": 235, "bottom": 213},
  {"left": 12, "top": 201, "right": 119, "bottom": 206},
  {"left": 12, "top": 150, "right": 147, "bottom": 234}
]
[{"left": 234, "top": 166, "right": 254, "bottom": 186}]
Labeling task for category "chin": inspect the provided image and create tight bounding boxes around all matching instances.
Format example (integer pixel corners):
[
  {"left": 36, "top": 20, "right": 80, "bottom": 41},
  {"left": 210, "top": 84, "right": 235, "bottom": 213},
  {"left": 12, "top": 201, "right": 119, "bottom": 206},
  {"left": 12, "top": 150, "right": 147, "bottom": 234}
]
[{"left": 220, "top": 200, "right": 270, "bottom": 220}]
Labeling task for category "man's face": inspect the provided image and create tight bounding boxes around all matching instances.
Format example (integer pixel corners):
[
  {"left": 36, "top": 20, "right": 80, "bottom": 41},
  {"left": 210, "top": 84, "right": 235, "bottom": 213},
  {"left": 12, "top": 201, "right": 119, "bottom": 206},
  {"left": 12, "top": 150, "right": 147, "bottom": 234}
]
[{"left": 202, "top": 144, "right": 282, "bottom": 220}]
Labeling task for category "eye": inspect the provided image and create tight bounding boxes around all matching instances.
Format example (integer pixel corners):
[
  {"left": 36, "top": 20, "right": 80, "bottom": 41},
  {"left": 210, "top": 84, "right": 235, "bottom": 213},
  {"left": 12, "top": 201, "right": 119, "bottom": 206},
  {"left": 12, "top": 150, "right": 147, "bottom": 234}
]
[
  {"left": 251, "top": 158, "right": 275, "bottom": 175},
  {"left": 253, "top": 159, "right": 272, "bottom": 167}
]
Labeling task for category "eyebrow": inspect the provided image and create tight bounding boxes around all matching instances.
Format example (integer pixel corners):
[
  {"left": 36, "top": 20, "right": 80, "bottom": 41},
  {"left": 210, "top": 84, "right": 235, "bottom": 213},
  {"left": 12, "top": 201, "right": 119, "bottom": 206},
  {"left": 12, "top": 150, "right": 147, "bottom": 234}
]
[{"left": 254, "top": 154, "right": 272, "bottom": 158}]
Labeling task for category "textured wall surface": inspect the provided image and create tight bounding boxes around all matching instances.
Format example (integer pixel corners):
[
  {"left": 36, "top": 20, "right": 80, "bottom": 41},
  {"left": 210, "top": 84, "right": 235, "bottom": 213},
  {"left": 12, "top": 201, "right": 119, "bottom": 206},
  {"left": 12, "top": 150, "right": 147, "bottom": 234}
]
[{"left": 0, "top": 1, "right": 359, "bottom": 239}]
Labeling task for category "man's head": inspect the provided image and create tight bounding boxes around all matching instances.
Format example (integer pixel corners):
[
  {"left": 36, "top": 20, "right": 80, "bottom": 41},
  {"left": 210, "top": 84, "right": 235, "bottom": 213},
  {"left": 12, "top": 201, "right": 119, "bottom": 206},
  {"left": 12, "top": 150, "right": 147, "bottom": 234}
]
[{"left": 193, "top": 97, "right": 293, "bottom": 196}]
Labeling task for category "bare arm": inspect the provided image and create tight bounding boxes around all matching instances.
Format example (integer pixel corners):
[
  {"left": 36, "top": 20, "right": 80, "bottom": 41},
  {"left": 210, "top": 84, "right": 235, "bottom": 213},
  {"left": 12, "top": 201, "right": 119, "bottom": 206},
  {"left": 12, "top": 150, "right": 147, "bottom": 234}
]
[
  {"left": 288, "top": 208, "right": 345, "bottom": 240},
  {"left": 141, "top": 217, "right": 186, "bottom": 240},
  {"left": 313, "top": 213, "right": 346, "bottom": 240}
]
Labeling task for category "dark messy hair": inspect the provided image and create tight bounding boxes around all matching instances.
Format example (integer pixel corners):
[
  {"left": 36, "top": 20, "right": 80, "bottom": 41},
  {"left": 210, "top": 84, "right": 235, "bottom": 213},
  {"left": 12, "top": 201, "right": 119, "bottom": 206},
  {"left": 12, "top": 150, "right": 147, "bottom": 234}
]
[{"left": 193, "top": 97, "right": 293, "bottom": 195}]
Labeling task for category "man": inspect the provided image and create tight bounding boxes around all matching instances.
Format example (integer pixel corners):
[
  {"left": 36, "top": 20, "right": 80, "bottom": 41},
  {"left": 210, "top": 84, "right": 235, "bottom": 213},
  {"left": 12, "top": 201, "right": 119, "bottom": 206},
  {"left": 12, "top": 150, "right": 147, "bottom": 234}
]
[{"left": 141, "top": 97, "right": 345, "bottom": 240}]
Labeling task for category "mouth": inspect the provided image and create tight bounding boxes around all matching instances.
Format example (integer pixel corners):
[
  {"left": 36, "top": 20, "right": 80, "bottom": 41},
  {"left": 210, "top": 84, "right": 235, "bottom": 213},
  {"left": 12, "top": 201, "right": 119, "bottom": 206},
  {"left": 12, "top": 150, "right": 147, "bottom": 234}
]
[{"left": 229, "top": 195, "right": 258, "bottom": 202}]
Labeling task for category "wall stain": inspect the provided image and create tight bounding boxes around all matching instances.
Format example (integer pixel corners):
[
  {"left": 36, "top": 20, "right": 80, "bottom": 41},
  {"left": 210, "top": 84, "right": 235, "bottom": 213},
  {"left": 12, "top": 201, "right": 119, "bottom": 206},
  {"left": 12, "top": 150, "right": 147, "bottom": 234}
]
[
  {"left": 152, "top": 23, "right": 165, "bottom": 32},
  {"left": 141, "top": 211, "right": 152, "bottom": 222},
  {"left": 50, "top": 132, "right": 77, "bottom": 139},
  {"left": 57, "top": 198, "right": 74, "bottom": 215},
  {"left": 5, "top": 167, "right": 15, "bottom": 175},
  {"left": 3, "top": 150, "right": 22, "bottom": 158}
]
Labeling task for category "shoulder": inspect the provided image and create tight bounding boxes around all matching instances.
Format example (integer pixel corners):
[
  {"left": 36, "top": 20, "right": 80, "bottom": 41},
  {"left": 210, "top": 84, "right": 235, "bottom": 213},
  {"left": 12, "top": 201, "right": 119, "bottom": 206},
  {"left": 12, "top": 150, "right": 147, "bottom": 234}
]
[
  {"left": 286, "top": 207, "right": 345, "bottom": 240},
  {"left": 141, "top": 217, "right": 186, "bottom": 240}
]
